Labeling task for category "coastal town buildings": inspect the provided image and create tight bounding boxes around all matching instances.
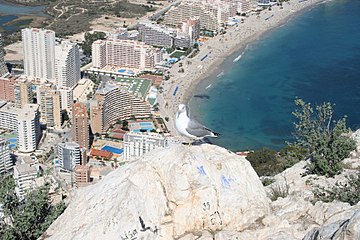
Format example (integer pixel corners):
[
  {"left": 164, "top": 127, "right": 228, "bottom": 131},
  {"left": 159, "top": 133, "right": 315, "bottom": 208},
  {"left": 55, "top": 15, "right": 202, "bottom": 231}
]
[
  {"left": 90, "top": 82, "right": 151, "bottom": 134},
  {"left": 0, "top": 102, "right": 41, "bottom": 153},
  {"left": 57, "top": 142, "right": 83, "bottom": 171},
  {"left": 22, "top": 28, "right": 56, "bottom": 82},
  {"left": 36, "top": 84, "right": 62, "bottom": 129},
  {"left": 123, "top": 132, "right": 169, "bottom": 161},
  {"left": 72, "top": 78, "right": 95, "bottom": 103},
  {"left": 14, "top": 77, "right": 32, "bottom": 108},
  {"left": 55, "top": 41, "right": 81, "bottom": 88},
  {"left": 74, "top": 165, "right": 91, "bottom": 187},
  {"left": 72, "top": 102, "right": 89, "bottom": 150},
  {"left": 0, "top": 76, "right": 15, "bottom": 102},
  {"left": 138, "top": 21, "right": 176, "bottom": 48},
  {"left": 0, "top": 33, "right": 9, "bottom": 77},
  {"left": 59, "top": 87, "right": 74, "bottom": 111},
  {"left": 13, "top": 164, "right": 38, "bottom": 199},
  {"left": 17, "top": 104, "right": 41, "bottom": 153},
  {"left": 181, "top": 17, "right": 201, "bottom": 43},
  {"left": 0, "top": 138, "right": 12, "bottom": 176},
  {"left": 92, "top": 39, "right": 162, "bottom": 71},
  {"left": 164, "top": 1, "right": 219, "bottom": 31}
]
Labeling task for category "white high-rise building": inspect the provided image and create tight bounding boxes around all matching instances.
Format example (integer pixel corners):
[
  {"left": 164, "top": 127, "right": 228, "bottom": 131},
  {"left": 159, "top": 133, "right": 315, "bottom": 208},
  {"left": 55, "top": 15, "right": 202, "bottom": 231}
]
[
  {"left": 17, "top": 104, "right": 41, "bottom": 153},
  {"left": 0, "top": 138, "right": 12, "bottom": 176},
  {"left": 55, "top": 41, "right": 80, "bottom": 88},
  {"left": 58, "top": 142, "right": 82, "bottom": 171},
  {"left": 22, "top": 28, "right": 56, "bottom": 82},
  {"left": 0, "top": 33, "right": 9, "bottom": 77},
  {"left": 123, "top": 132, "right": 170, "bottom": 161}
]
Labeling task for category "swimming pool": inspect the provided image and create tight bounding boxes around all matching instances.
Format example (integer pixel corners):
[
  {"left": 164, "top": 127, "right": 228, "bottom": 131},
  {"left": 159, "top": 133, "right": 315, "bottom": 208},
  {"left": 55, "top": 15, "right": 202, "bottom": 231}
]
[
  {"left": 101, "top": 146, "right": 123, "bottom": 154},
  {"left": 8, "top": 138, "right": 17, "bottom": 143},
  {"left": 139, "top": 122, "right": 153, "bottom": 127}
]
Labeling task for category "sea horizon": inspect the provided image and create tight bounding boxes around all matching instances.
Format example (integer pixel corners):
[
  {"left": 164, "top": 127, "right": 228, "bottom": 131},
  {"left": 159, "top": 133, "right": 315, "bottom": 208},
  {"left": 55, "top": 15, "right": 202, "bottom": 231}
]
[{"left": 189, "top": 0, "right": 360, "bottom": 152}]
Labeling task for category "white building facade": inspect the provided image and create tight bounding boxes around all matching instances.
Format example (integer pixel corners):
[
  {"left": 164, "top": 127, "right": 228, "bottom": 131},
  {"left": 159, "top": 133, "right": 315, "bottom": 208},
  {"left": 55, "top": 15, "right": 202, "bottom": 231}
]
[
  {"left": 17, "top": 104, "right": 41, "bottom": 153},
  {"left": 13, "top": 164, "right": 38, "bottom": 199},
  {"left": 58, "top": 142, "right": 82, "bottom": 171},
  {"left": 22, "top": 28, "right": 56, "bottom": 82},
  {"left": 55, "top": 41, "right": 81, "bottom": 88},
  {"left": 123, "top": 132, "right": 169, "bottom": 161},
  {"left": 0, "top": 139, "right": 12, "bottom": 176}
]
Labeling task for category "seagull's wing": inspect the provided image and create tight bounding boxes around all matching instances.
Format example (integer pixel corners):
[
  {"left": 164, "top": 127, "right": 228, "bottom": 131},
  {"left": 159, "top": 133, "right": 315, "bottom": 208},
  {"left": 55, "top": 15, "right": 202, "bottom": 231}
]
[{"left": 186, "top": 118, "right": 217, "bottom": 138}]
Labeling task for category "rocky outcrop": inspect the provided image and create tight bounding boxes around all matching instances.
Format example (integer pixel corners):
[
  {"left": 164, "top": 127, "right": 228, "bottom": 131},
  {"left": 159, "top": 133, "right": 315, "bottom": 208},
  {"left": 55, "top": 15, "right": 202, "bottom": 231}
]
[
  {"left": 303, "top": 209, "right": 360, "bottom": 240},
  {"left": 44, "top": 143, "right": 360, "bottom": 240},
  {"left": 44, "top": 144, "right": 270, "bottom": 239}
]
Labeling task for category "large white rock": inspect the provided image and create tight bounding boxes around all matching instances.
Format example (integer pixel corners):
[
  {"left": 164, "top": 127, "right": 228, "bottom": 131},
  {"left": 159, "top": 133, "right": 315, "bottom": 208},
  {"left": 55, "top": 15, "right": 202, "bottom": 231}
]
[{"left": 44, "top": 144, "right": 270, "bottom": 240}]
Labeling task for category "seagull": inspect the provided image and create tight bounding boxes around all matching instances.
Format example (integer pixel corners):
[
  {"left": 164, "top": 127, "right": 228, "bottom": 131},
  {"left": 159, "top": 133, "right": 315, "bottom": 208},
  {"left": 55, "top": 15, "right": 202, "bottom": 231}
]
[{"left": 175, "top": 104, "right": 220, "bottom": 143}]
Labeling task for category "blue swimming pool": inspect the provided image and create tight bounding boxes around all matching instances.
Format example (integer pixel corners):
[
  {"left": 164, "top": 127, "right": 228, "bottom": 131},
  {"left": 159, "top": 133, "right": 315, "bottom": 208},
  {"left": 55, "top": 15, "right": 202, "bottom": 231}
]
[
  {"left": 9, "top": 144, "right": 16, "bottom": 148},
  {"left": 139, "top": 122, "right": 153, "bottom": 126},
  {"left": 8, "top": 138, "right": 17, "bottom": 143},
  {"left": 101, "top": 146, "right": 123, "bottom": 154}
]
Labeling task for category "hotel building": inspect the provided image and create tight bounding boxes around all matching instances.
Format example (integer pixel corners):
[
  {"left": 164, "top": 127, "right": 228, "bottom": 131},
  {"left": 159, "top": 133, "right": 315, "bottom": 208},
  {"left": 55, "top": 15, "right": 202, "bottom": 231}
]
[
  {"left": 90, "top": 82, "right": 151, "bottom": 134},
  {"left": 92, "top": 39, "right": 162, "bottom": 71},
  {"left": 123, "top": 132, "right": 169, "bottom": 161},
  {"left": 22, "top": 28, "right": 56, "bottom": 82},
  {"left": 55, "top": 41, "right": 81, "bottom": 88},
  {"left": 0, "top": 138, "right": 12, "bottom": 176},
  {"left": 0, "top": 33, "right": 9, "bottom": 77},
  {"left": 72, "top": 102, "right": 89, "bottom": 150},
  {"left": 36, "top": 84, "right": 62, "bottom": 129}
]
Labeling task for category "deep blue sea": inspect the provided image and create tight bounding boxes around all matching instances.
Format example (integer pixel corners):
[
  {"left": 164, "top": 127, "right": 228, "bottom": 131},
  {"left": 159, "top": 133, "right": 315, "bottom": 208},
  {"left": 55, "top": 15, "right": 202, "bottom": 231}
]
[{"left": 189, "top": 0, "right": 360, "bottom": 151}]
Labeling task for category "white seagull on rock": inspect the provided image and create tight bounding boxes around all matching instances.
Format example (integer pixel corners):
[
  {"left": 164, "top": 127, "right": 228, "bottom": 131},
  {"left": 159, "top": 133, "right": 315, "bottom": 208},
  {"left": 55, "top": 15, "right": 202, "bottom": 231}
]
[{"left": 175, "top": 104, "right": 220, "bottom": 142}]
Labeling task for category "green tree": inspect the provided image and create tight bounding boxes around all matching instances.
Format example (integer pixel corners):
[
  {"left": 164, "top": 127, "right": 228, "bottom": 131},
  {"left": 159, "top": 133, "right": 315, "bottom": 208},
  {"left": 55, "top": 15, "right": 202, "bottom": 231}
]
[
  {"left": 0, "top": 176, "right": 66, "bottom": 239},
  {"left": 291, "top": 99, "right": 356, "bottom": 177},
  {"left": 246, "top": 148, "right": 283, "bottom": 176},
  {"left": 81, "top": 31, "right": 106, "bottom": 56}
]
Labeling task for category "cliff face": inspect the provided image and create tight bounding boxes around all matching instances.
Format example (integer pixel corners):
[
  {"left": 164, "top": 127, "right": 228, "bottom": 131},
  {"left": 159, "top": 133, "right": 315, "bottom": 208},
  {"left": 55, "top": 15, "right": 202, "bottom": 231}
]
[{"left": 44, "top": 143, "right": 360, "bottom": 240}]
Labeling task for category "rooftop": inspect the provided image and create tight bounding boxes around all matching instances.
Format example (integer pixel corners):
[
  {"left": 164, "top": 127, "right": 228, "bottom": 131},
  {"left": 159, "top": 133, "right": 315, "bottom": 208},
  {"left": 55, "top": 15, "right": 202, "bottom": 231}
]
[{"left": 115, "top": 77, "right": 151, "bottom": 99}]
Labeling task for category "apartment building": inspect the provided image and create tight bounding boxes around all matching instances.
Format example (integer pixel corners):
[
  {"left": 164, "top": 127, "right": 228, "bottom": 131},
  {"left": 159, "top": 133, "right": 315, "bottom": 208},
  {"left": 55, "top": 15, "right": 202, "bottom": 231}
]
[
  {"left": 36, "top": 84, "right": 62, "bottom": 129},
  {"left": 92, "top": 39, "right": 162, "bottom": 70},
  {"left": 14, "top": 77, "right": 32, "bottom": 108},
  {"left": 90, "top": 82, "right": 151, "bottom": 134},
  {"left": 0, "top": 103, "right": 41, "bottom": 153},
  {"left": 13, "top": 164, "right": 38, "bottom": 199},
  {"left": 55, "top": 41, "right": 81, "bottom": 88},
  {"left": 72, "top": 102, "right": 89, "bottom": 150},
  {"left": 57, "top": 142, "right": 83, "bottom": 171},
  {"left": 181, "top": 16, "right": 201, "bottom": 43},
  {"left": 138, "top": 21, "right": 175, "bottom": 48},
  {"left": 123, "top": 132, "right": 169, "bottom": 161},
  {"left": 163, "top": 1, "right": 219, "bottom": 31},
  {"left": 22, "top": 28, "right": 56, "bottom": 82},
  {"left": 74, "top": 165, "right": 91, "bottom": 187},
  {"left": 17, "top": 104, "right": 41, "bottom": 153},
  {"left": 0, "top": 138, "right": 13, "bottom": 176},
  {"left": 0, "top": 76, "right": 15, "bottom": 102},
  {"left": 0, "top": 33, "right": 9, "bottom": 77},
  {"left": 59, "top": 87, "right": 74, "bottom": 110}
]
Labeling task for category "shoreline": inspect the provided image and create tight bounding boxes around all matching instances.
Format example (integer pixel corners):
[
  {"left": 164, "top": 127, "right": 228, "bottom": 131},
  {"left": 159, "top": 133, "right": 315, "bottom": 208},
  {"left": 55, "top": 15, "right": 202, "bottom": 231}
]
[{"left": 158, "top": 0, "right": 329, "bottom": 139}]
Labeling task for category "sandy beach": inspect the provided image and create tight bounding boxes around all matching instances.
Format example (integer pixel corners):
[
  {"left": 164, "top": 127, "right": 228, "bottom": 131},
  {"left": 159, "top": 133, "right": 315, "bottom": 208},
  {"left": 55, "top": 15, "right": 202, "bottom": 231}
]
[{"left": 158, "top": 0, "right": 328, "bottom": 138}]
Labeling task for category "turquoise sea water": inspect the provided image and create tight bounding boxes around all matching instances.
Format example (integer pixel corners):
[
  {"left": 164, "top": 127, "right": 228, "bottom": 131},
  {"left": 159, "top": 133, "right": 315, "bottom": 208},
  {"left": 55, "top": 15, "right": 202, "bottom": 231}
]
[{"left": 189, "top": 0, "right": 360, "bottom": 151}]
